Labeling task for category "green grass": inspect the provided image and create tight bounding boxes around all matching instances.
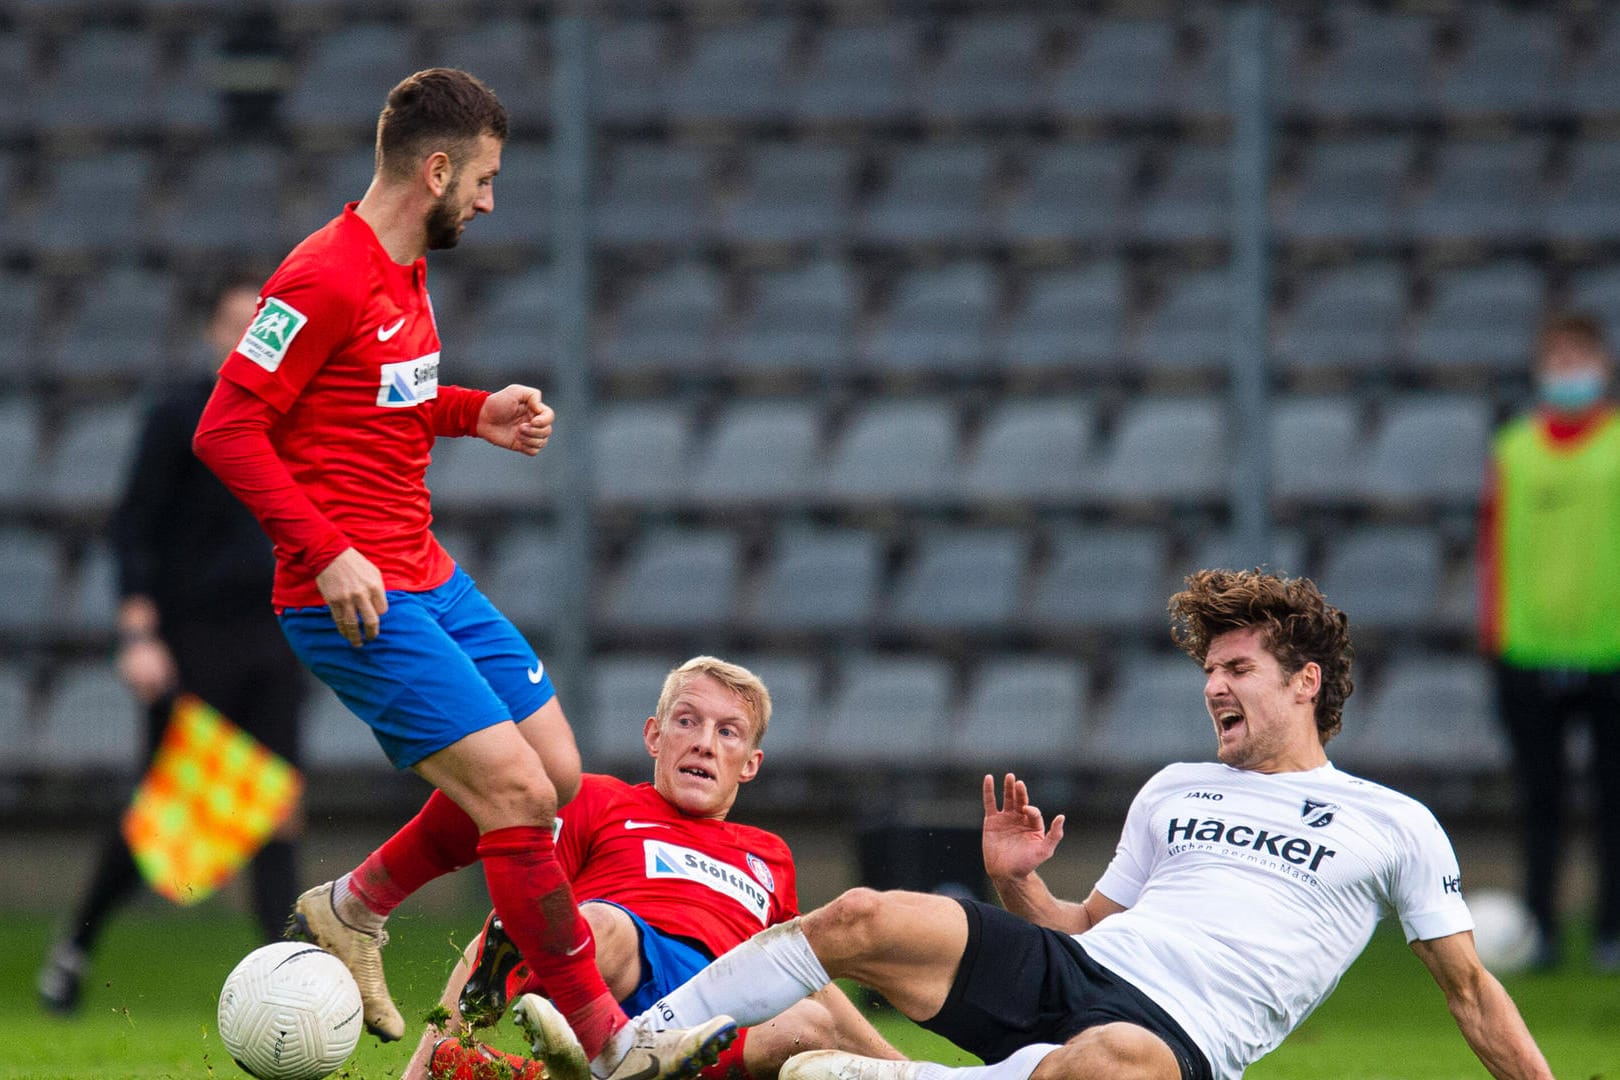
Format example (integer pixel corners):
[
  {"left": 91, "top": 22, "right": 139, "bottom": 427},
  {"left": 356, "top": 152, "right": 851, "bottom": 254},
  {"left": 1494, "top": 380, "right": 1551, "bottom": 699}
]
[{"left": 2, "top": 908, "right": 1614, "bottom": 1079}]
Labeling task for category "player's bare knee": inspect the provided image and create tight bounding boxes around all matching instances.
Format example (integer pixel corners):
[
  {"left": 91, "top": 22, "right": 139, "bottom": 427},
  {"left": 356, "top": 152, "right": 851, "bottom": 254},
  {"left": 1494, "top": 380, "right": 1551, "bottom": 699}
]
[
  {"left": 469, "top": 762, "right": 559, "bottom": 827},
  {"left": 1041, "top": 1024, "right": 1179, "bottom": 1080},
  {"left": 806, "top": 888, "right": 889, "bottom": 960}
]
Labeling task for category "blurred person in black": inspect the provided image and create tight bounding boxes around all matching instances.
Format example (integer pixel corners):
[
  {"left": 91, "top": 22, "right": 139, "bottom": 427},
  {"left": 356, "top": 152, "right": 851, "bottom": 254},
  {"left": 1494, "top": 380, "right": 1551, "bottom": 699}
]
[{"left": 37, "top": 272, "right": 308, "bottom": 1014}]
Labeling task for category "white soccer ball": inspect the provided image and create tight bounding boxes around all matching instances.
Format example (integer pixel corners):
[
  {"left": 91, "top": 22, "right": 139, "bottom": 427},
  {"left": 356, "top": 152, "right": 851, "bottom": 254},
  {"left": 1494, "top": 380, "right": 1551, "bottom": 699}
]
[
  {"left": 1468, "top": 888, "right": 1537, "bottom": 974},
  {"left": 217, "top": 942, "right": 364, "bottom": 1080}
]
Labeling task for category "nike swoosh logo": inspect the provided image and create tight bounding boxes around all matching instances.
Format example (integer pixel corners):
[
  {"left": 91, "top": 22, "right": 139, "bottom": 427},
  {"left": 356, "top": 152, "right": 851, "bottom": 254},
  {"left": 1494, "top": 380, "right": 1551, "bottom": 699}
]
[
  {"left": 624, "top": 820, "right": 669, "bottom": 831},
  {"left": 563, "top": 939, "right": 590, "bottom": 957},
  {"left": 526, "top": 664, "right": 544, "bottom": 684},
  {"left": 377, "top": 317, "right": 405, "bottom": 341}
]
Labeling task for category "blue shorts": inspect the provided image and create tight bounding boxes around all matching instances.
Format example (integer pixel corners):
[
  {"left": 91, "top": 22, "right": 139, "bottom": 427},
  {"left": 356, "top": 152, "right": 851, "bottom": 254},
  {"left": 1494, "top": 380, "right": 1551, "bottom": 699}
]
[
  {"left": 279, "top": 566, "right": 557, "bottom": 768},
  {"left": 583, "top": 901, "right": 713, "bottom": 1015}
]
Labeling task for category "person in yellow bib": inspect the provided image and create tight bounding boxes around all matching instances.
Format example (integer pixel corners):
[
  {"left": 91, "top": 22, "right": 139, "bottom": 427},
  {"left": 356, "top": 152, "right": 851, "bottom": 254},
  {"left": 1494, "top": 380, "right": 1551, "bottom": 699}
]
[{"left": 1480, "top": 310, "right": 1620, "bottom": 971}]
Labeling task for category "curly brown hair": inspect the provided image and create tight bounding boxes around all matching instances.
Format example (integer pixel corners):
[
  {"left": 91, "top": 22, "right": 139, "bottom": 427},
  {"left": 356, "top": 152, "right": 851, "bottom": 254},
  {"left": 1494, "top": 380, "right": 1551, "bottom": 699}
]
[{"left": 1168, "top": 569, "right": 1355, "bottom": 744}]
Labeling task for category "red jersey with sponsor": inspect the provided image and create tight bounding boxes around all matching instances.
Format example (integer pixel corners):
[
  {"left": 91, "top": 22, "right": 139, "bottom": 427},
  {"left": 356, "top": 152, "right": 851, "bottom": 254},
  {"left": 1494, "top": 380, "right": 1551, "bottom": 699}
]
[
  {"left": 216, "top": 205, "right": 479, "bottom": 608},
  {"left": 556, "top": 775, "right": 799, "bottom": 958}
]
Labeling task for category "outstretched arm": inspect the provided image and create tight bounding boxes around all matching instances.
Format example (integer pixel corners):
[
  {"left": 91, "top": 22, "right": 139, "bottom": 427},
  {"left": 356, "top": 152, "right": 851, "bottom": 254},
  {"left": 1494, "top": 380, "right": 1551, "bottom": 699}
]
[
  {"left": 1410, "top": 932, "right": 1554, "bottom": 1080},
  {"left": 981, "top": 773, "right": 1123, "bottom": 936}
]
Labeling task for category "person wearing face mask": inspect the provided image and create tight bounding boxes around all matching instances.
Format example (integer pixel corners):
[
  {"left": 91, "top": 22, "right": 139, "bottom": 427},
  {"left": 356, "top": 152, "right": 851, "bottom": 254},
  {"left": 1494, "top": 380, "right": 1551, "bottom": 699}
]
[{"left": 1479, "top": 310, "right": 1620, "bottom": 971}]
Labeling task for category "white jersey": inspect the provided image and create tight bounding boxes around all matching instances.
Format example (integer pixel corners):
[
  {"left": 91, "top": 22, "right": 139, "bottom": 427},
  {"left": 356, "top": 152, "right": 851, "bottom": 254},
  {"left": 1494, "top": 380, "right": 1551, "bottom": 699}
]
[{"left": 1076, "top": 761, "right": 1471, "bottom": 1079}]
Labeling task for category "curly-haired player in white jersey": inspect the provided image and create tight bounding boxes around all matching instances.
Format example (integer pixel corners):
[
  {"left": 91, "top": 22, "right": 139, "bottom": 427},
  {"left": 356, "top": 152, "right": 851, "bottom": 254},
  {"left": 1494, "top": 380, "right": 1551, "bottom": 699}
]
[{"left": 522, "top": 570, "right": 1553, "bottom": 1080}]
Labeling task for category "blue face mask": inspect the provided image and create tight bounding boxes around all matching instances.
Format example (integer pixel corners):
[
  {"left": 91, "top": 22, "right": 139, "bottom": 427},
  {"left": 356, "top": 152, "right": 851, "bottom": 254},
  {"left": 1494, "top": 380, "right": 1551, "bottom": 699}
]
[{"left": 1539, "top": 369, "right": 1606, "bottom": 412}]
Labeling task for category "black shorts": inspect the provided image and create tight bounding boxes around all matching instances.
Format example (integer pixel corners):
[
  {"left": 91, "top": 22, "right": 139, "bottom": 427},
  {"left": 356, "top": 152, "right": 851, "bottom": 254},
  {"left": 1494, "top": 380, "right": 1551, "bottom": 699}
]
[{"left": 922, "top": 900, "right": 1212, "bottom": 1080}]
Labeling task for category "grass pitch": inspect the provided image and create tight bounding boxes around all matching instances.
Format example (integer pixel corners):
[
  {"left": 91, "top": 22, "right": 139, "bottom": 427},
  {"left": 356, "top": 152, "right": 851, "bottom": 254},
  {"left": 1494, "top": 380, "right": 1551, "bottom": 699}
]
[{"left": 0, "top": 908, "right": 1613, "bottom": 1079}]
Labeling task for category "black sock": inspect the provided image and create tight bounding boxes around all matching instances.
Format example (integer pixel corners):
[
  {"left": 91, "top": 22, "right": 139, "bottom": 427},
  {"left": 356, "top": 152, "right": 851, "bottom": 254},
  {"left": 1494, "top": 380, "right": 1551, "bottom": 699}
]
[{"left": 250, "top": 839, "right": 300, "bottom": 943}]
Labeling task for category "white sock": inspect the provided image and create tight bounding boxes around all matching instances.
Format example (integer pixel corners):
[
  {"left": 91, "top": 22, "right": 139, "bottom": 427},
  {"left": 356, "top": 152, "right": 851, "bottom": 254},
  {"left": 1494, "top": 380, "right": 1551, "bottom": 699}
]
[
  {"left": 330, "top": 874, "right": 386, "bottom": 932},
  {"left": 938, "top": 1043, "right": 1061, "bottom": 1080},
  {"left": 638, "top": 918, "right": 831, "bottom": 1030}
]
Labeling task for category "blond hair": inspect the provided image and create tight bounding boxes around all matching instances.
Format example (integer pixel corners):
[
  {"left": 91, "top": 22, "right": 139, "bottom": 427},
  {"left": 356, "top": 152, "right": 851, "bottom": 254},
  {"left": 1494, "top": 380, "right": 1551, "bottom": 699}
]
[{"left": 654, "top": 656, "right": 772, "bottom": 747}]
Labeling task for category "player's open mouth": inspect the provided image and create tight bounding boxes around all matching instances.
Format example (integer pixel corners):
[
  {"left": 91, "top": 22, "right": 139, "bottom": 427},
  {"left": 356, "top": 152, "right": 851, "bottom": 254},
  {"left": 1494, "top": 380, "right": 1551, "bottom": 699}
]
[
  {"left": 679, "top": 765, "right": 715, "bottom": 782},
  {"left": 1216, "top": 709, "right": 1244, "bottom": 737}
]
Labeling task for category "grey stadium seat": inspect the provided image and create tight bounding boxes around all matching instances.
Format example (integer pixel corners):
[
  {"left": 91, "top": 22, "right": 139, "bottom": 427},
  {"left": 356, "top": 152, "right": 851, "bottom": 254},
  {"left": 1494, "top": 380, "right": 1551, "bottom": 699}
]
[
  {"left": 1028, "top": 527, "right": 1169, "bottom": 634},
  {"left": 667, "top": 20, "right": 796, "bottom": 123},
  {"left": 284, "top": 25, "right": 420, "bottom": 133},
  {"left": 951, "top": 657, "right": 1088, "bottom": 767},
  {"left": 1093, "top": 399, "right": 1228, "bottom": 502},
  {"left": 691, "top": 400, "right": 822, "bottom": 503},
  {"left": 463, "top": 269, "right": 554, "bottom": 381},
  {"left": 1274, "top": 137, "right": 1413, "bottom": 244},
  {"left": 888, "top": 528, "right": 1028, "bottom": 631},
  {"left": 0, "top": 529, "right": 58, "bottom": 633},
  {"left": 34, "top": 405, "right": 142, "bottom": 515},
  {"left": 1544, "top": 139, "right": 1620, "bottom": 244},
  {"left": 0, "top": 274, "right": 41, "bottom": 379},
  {"left": 592, "top": 145, "right": 711, "bottom": 247},
  {"left": 592, "top": 403, "right": 693, "bottom": 507},
  {"left": 1270, "top": 395, "right": 1365, "bottom": 503},
  {"left": 793, "top": 23, "right": 921, "bottom": 124},
  {"left": 601, "top": 263, "right": 726, "bottom": 375},
  {"left": 1409, "top": 138, "right": 1547, "bottom": 243},
  {"left": 729, "top": 654, "right": 820, "bottom": 764},
  {"left": 586, "top": 655, "right": 683, "bottom": 768},
  {"left": 479, "top": 527, "right": 564, "bottom": 635},
  {"left": 1293, "top": 10, "right": 1438, "bottom": 120},
  {"left": 161, "top": 146, "right": 288, "bottom": 258},
  {"left": 860, "top": 262, "right": 995, "bottom": 374},
  {"left": 1565, "top": 8, "right": 1620, "bottom": 115},
  {"left": 601, "top": 528, "right": 742, "bottom": 633},
  {"left": 594, "top": 21, "right": 671, "bottom": 125},
  {"left": 1138, "top": 268, "right": 1230, "bottom": 373},
  {"left": 51, "top": 268, "right": 181, "bottom": 378},
  {"left": 0, "top": 662, "right": 33, "bottom": 771},
  {"left": 0, "top": 31, "right": 31, "bottom": 138},
  {"left": 425, "top": 436, "right": 552, "bottom": 515},
  {"left": 859, "top": 144, "right": 996, "bottom": 246},
  {"left": 1003, "top": 262, "right": 1126, "bottom": 372},
  {"left": 1002, "top": 143, "right": 1138, "bottom": 246},
  {"left": 39, "top": 665, "right": 139, "bottom": 771},
  {"left": 826, "top": 400, "right": 957, "bottom": 502},
  {"left": 304, "top": 685, "right": 384, "bottom": 769},
  {"left": 62, "top": 544, "right": 118, "bottom": 634},
  {"left": 1408, "top": 262, "right": 1543, "bottom": 374},
  {"left": 32, "top": 29, "right": 163, "bottom": 135},
  {"left": 820, "top": 656, "right": 952, "bottom": 765},
  {"left": 1091, "top": 654, "right": 1217, "bottom": 768},
  {"left": 1334, "top": 656, "right": 1504, "bottom": 772},
  {"left": 484, "top": 142, "right": 552, "bottom": 248},
  {"left": 26, "top": 151, "right": 155, "bottom": 256},
  {"left": 963, "top": 397, "right": 1095, "bottom": 503},
  {"left": 1570, "top": 265, "right": 1620, "bottom": 340},
  {"left": 745, "top": 527, "right": 883, "bottom": 634},
  {"left": 1175, "top": 529, "right": 1308, "bottom": 583},
  {"left": 429, "top": 18, "right": 548, "bottom": 119},
  {"left": 1274, "top": 261, "right": 1405, "bottom": 372},
  {"left": 288, "top": 147, "right": 376, "bottom": 239},
  {"left": 1315, "top": 526, "right": 1443, "bottom": 632},
  {"left": 1358, "top": 395, "right": 1490, "bottom": 504},
  {"left": 1050, "top": 19, "right": 1179, "bottom": 119},
  {"left": 719, "top": 144, "right": 855, "bottom": 246},
  {"left": 0, "top": 398, "right": 42, "bottom": 502},
  {"left": 1136, "top": 143, "right": 1229, "bottom": 244},
  {"left": 1435, "top": 5, "right": 1559, "bottom": 118},
  {"left": 918, "top": 16, "right": 1045, "bottom": 123},
  {"left": 727, "top": 260, "right": 857, "bottom": 375}
]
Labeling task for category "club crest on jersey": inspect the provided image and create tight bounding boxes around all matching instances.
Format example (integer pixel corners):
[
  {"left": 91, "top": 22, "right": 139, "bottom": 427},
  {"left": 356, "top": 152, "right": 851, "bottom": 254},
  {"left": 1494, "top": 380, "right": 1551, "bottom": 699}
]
[
  {"left": 237, "top": 298, "right": 307, "bottom": 372},
  {"left": 377, "top": 353, "right": 440, "bottom": 408},
  {"left": 746, "top": 853, "right": 775, "bottom": 892},
  {"left": 1301, "top": 799, "right": 1339, "bottom": 828}
]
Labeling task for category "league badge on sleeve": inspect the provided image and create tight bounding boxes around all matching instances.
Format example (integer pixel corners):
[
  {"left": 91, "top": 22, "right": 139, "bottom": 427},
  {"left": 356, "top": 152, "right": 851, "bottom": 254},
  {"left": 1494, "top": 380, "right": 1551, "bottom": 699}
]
[{"left": 237, "top": 298, "right": 308, "bottom": 372}]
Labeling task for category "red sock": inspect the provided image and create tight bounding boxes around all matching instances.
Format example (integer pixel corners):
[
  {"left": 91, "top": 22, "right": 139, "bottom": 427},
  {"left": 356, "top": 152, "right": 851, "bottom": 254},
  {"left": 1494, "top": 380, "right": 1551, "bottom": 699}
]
[
  {"left": 697, "top": 1028, "right": 751, "bottom": 1080},
  {"left": 350, "top": 790, "right": 481, "bottom": 916},
  {"left": 477, "top": 825, "right": 627, "bottom": 1059}
]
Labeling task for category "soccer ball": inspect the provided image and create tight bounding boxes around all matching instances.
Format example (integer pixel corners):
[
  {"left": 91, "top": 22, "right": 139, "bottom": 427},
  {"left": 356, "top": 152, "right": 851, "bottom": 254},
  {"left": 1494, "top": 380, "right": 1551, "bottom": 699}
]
[
  {"left": 217, "top": 942, "right": 363, "bottom": 1080},
  {"left": 1468, "top": 888, "right": 1537, "bottom": 974}
]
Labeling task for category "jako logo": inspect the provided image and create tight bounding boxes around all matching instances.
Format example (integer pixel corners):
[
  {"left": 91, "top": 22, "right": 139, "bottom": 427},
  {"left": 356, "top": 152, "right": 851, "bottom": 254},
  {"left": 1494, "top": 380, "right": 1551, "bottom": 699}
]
[{"left": 1166, "top": 816, "right": 1338, "bottom": 871}]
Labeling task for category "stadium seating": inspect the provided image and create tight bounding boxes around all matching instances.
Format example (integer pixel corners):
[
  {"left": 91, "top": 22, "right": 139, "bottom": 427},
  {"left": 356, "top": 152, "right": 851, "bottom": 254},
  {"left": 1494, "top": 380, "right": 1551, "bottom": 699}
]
[
  {"left": 1090, "top": 654, "right": 1217, "bottom": 768},
  {"left": 726, "top": 259, "right": 857, "bottom": 375},
  {"left": 860, "top": 262, "right": 995, "bottom": 374},
  {"left": 719, "top": 145, "right": 855, "bottom": 247},
  {"left": 600, "top": 528, "right": 742, "bottom": 633},
  {"left": 918, "top": 16, "right": 1046, "bottom": 123},
  {"left": 0, "top": 529, "right": 59, "bottom": 635},
  {"left": 37, "top": 665, "right": 138, "bottom": 770},
  {"left": 950, "top": 657, "right": 1088, "bottom": 766},
  {"left": 1001, "top": 262, "right": 1126, "bottom": 371},
  {"left": 825, "top": 400, "right": 957, "bottom": 503},
  {"left": 745, "top": 526, "right": 884, "bottom": 634},
  {"left": 690, "top": 400, "right": 823, "bottom": 504},
  {"left": 304, "top": 686, "right": 384, "bottom": 769},
  {"left": 858, "top": 144, "right": 997, "bottom": 247},
  {"left": 1274, "top": 261, "right": 1404, "bottom": 373},
  {"left": 1002, "top": 144, "right": 1138, "bottom": 246},
  {"left": 1028, "top": 527, "right": 1170, "bottom": 634},
  {"left": 819, "top": 656, "right": 953, "bottom": 765},
  {"left": 586, "top": 654, "right": 679, "bottom": 768},
  {"left": 888, "top": 527, "right": 1028, "bottom": 631},
  {"left": 962, "top": 397, "right": 1095, "bottom": 503}
]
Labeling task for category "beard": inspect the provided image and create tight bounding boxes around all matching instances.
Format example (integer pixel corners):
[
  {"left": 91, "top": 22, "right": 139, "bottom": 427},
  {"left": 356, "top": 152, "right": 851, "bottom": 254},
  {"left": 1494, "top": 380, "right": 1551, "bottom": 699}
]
[{"left": 425, "top": 185, "right": 466, "bottom": 251}]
